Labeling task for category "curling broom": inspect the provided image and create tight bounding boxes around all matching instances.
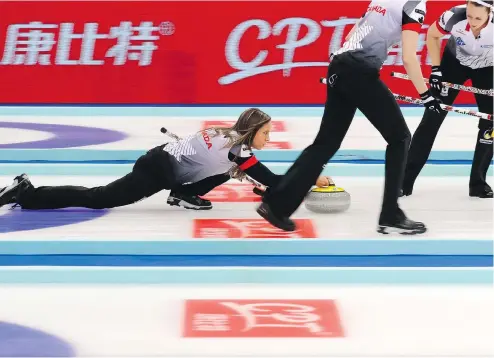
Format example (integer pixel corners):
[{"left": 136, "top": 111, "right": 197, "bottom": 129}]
[{"left": 319, "top": 77, "right": 492, "bottom": 121}]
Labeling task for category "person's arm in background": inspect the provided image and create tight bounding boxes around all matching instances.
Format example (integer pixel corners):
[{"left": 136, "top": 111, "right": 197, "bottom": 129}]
[
  {"left": 229, "top": 146, "right": 332, "bottom": 191},
  {"left": 425, "top": 9, "right": 458, "bottom": 96},
  {"left": 426, "top": 21, "right": 446, "bottom": 67},
  {"left": 401, "top": 0, "right": 444, "bottom": 113}
]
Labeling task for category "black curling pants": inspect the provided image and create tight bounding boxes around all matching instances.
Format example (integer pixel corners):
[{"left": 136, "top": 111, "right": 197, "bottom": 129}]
[
  {"left": 404, "top": 50, "right": 493, "bottom": 193},
  {"left": 263, "top": 54, "right": 412, "bottom": 222},
  {"left": 18, "top": 145, "right": 176, "bottom": 210},
  {"left": 175, "top": 173, "right": 231, "bottom": 196}
]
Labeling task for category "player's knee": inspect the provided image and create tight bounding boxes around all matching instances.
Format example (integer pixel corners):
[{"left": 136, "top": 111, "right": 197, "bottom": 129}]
[
  {"left": 399, "top": 129, "right": 411, "bottom": 148},
  {"left": 421, "top": 110, "right": 448, "bottom": 127},
  {"left": 386, "top": 129, "right": 411, "bottom": 148},
  {"left": 478, "top": 119, "right": 492, "bottom": 131},
  {"left": 404, "top": 128, "right": 411, "bottom": 144}
]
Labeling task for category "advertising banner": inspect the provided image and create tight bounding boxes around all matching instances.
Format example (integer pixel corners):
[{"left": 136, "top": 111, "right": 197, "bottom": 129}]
[{"left": 0, "top": 1, "right": 474, "bottom": 104}]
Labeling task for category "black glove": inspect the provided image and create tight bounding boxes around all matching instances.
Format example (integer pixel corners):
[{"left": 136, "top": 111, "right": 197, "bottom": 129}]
[
  {"left": 253, "top": 186, "right": 265, "bottom": 197},
  {"left": 429, "top": 66, "right": 443, "bottom": 97},
  {"left": 420, "top": 90, "right": 444, "bottom": 114}
]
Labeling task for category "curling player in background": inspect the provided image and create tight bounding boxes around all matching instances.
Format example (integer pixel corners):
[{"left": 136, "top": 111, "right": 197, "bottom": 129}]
[{"left": 403, "top": 0, "right": 493, "bottom": 198}]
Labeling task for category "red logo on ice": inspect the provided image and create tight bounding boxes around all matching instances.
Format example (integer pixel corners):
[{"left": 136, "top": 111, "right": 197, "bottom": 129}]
[
  {"left": 193, "top": 218, "right": 317, "bottom": 238},
  {"left": 204, "top": 184, "right": 262, "bottom": 202},
  {"left": 183, "top": 299, "right": 344, "bottom": 338}
]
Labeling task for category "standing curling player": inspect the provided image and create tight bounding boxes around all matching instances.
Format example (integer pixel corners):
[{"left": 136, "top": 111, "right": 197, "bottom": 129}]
[
  {"left": 257, "top": 0, "right": 440, "bottom": 235},
  {"left": 403, "top": 0, "right": 493, "bottom": 198}
]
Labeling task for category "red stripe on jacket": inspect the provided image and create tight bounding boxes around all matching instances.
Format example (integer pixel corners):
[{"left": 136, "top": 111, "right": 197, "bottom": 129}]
[
  {"left": 239, "top": 155, "right": 259, "bottom": 170},
  {"left": 402, "top": 23, "right": 422, "bottom": 33}
]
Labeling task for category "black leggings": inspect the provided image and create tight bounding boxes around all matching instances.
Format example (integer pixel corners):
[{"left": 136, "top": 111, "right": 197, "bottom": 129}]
[
  {"left": 18, "top": 146, "right": 176, "bottom": 210},
  {"left": 404, "top": 50, "right": 493, "bottom": 191},
  {"left": 264, "top": 54, "right": 411, "bottom": 221}
]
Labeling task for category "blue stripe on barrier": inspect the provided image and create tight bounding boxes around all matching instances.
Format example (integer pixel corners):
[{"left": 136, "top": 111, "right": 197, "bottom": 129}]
[
  {"left": 0, "top": 163, "right": 488, "bottom": 177},
  {"left": 0, "top": 254, "right": 492, "bottom": 267},
  {"left": 0, "top": 240, "right": 491, "bottom": 256},
  {"left": 0, "top": 149, "right": 480, "bottom": 163},
  {"left": 0, "top": 163, "right": 486, "bottom": 177},
  {"left": 0, "top": 267, "right": 491, "bottom": 285}
]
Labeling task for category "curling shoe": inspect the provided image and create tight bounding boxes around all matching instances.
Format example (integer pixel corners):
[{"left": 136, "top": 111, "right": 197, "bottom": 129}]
[
  {"left": 469, "top": 186, "right": 493, "bottom": 198},
  {"left": 0, "top": 174, "right": 31, "bottom": 208},
  {"left": 377, "top": 210, "right": 426, "bottom": 235},
  {"left": 256, "top": 202, "right": 296, "bottom": 232},
  {"left": 167, "top": 191, "right": 212, "bottom": 210}
]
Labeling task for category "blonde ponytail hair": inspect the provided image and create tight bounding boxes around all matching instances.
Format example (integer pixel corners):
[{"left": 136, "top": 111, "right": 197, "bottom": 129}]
[{"left": 206, "top": 108, "right": 271, "bottom": 180}]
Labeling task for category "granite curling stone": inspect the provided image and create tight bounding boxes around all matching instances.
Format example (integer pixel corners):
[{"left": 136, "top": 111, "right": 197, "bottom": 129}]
[{"left": 304, "top": 185, "right": 351, "bottom": 213}]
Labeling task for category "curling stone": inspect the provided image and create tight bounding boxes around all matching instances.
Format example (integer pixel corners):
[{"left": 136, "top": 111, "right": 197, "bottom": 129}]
[{"left": 304, "top": 185, "right": 351, "bottom": 213}]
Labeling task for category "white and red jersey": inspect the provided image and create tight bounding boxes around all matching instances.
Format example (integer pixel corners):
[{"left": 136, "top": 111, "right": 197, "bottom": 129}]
[
  {"left": 437, "top": 5, "right": 493, "bottom": 69},
  {"left": 163, "top": 129, "right": 249, "bottom": 184},
  {"left": 163, "top": 129, "right": 279, "bottom": 187},
  {"left": 333, "top": 0, "right": 427, "bottom": 70}
]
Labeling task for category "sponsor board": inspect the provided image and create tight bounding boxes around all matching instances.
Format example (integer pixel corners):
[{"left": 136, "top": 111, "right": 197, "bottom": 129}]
[{"left": 0, "top": 1, "right": 473, "bottom": 104}]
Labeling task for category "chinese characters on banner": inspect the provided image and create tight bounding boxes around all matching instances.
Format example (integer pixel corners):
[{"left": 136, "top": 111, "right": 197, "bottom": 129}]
[
  {"left": 0, "top": 1, "right": 473, "bottom": 104},
  {"left": 1, "top": 21, "right": 162, "bottom": 66}
]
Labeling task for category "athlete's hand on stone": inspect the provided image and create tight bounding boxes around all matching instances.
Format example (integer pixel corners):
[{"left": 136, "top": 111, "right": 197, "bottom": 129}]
[{"left": 316, "top": 176, "right": 334, "bottom": 187}]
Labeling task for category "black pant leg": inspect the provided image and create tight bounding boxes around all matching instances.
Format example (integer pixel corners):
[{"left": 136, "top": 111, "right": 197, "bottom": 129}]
[
  {"left": 177, "top": 173, "right": 231, "bottom": 196},
  {"left": 403, "top": 52, "right": 469, "bottom": 190},
  {"left": 18, "top": 148, "right": 174, "bottom": 210},
  {"left": 19, "top": 173, "right": 158, "bottom": 210},
  {"left": 264, "top": 63, "right": 358, "bottom": 217},
  {"left": 349, "top": 79, "right": 411, "bottom": 219},
  {"left": 469, "top": 65, "right": 493, "bottom": 191}
]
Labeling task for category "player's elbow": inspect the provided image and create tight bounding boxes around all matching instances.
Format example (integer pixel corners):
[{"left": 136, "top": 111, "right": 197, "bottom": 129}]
[
  {"left": 401, "top": 54, "right": 418, "bottom": 68},
  {"left": 427, "top": 22, "right": 445, "bottom": 40},
  {"left": 401, "top": 45, "right": 419, "bottom": 68}
]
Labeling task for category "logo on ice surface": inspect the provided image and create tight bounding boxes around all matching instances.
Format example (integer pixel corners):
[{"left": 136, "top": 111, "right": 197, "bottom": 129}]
[
  {"left": 0, "top": 21, "right": 174, "bottom": 66},
  {"left": 183, "top": 299, "right": 345, "bottom": 337},
  {"left": 193, "top": 218, "right": 317, "bottom": 239},
  {"left": 204, "top": 184, "right": 263, "bottom": 202}
]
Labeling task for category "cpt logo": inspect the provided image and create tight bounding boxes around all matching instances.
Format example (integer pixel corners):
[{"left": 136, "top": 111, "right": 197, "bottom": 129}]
[
  {"left": 183, "top": 299, "right": 345, "bottom": 338},
  {"left": 193, "top": 218, "right": 317, "bottom": 239}
]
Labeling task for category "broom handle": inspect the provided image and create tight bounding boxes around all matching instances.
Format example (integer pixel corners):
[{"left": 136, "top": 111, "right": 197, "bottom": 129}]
[
  {"left": 319, "top": 77, "right": 492, "bottom": 121},
  {"left": 390, "top": 71, "right": 494, "bottom": 97}
]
